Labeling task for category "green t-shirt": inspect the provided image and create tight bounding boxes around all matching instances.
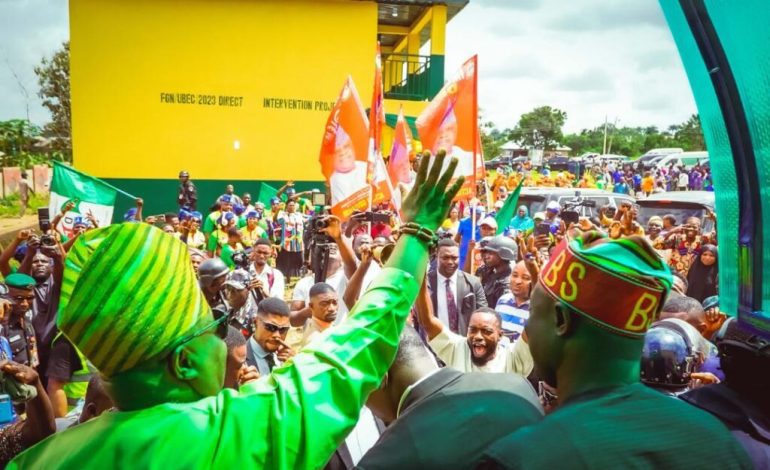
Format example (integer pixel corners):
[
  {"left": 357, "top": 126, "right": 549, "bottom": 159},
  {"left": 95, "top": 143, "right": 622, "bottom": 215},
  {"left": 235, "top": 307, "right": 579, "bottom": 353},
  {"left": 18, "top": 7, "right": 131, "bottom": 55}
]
[{"left": 482, "top": 382, "right": 751, "bottom": 469}]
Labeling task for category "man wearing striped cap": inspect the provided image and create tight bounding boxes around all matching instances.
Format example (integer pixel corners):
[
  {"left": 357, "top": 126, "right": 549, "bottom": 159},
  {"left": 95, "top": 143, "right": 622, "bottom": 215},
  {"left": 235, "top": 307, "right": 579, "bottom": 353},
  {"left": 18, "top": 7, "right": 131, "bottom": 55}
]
[
  {"left": 9, "top": 150, "right": 464, "bottom": 469},
  {"left": 479, "top": 233, "right": 751, "bottom": 469}
]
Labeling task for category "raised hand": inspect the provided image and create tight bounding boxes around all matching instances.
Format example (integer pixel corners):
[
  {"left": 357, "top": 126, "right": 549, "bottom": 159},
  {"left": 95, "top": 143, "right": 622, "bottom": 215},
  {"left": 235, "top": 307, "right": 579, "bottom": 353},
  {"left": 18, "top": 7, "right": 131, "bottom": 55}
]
[{"left": 400, "top": 150, "right": 464, "bottom": 232}]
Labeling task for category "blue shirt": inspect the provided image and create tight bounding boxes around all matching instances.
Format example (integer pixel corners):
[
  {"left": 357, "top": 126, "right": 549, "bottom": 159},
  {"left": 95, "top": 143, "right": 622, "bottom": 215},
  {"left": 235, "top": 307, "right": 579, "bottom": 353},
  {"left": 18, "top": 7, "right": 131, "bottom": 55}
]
[
  {"left": 495, "top": 293, "right": 530, "bottom": 340},
  {"left": 457, "top": 217, "right": 481, "bottom": 268}
]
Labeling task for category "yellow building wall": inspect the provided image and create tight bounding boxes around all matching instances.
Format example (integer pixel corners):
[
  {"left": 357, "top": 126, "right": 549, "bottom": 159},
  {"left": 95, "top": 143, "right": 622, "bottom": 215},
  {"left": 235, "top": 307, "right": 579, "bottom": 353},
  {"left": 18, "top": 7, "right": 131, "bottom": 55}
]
[{"left": 69, "top": 0, "right": 377, "bottom": 181}]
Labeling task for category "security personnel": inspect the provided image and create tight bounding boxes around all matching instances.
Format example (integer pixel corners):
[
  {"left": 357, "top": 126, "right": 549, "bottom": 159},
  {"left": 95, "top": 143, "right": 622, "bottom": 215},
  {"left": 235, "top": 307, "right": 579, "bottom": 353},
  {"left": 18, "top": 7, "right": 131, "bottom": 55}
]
[
  {"left": 177, "top": 170, "right": 197, "bottom": 210},
  {"left": 475, "top": 236, "right": 517, "bottom": 307},
  {"left": 479, "top": 233, "right": 751, "bottom": 469},
  {"left": 2, "top": 273, "right": 38, "bottom": 367}
]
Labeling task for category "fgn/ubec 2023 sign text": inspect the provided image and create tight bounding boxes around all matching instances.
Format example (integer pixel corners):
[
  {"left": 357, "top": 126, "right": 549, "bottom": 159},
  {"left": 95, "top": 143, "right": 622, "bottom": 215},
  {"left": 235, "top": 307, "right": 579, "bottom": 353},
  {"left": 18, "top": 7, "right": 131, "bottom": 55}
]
[{"left": 160, "top": 93, "right": 244, "bottom": 107}]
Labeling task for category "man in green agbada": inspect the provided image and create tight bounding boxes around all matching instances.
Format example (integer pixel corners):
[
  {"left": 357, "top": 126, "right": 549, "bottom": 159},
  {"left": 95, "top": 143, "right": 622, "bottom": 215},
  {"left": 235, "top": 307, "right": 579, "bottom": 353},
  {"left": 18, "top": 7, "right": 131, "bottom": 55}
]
[{"left": 10, "top": 152, "right": 463, "bottom": 469}]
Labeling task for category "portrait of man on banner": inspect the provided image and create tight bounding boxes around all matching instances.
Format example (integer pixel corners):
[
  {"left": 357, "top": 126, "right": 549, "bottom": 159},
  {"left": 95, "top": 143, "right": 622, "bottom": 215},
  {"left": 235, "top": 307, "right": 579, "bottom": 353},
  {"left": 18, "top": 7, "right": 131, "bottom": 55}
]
[
  {"left": 416, "top": 56, "right": 477, "bottom": 200},
  {"left": 319, "top": 77, "right": 371, "bottom": 219}
]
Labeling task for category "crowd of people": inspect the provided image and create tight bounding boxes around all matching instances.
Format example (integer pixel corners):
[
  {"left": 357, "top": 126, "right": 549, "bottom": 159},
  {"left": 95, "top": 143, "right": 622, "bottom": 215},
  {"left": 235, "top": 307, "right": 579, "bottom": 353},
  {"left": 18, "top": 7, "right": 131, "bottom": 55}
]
[
  {"left": 0, "top": 151, "right": 764, "bottom": 468},
  {"left": 488, "top": 158, "right": 714, "bottom": 197}
]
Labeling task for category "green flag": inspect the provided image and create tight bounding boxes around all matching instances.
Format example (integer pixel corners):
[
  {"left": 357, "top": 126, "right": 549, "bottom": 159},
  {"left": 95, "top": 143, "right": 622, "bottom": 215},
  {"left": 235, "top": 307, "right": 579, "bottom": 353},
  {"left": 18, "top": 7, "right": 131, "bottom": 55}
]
[
  {"left": 255, "top": 182, "right": 279, "bottom": 207},
  {"left": 50, "top": 161, "right": 118, "bottom": 232},
  {"left": 495, "top": 180, "right": 524, "bottom": 235}
]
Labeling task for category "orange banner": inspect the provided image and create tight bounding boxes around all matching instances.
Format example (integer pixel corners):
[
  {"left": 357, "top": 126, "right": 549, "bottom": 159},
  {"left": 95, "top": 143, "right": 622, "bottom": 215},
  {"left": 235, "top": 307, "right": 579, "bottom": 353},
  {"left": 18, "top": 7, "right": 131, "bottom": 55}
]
[
  {"left": 319, "top": 76, "right": 370, "bottom": 220},
  {"left": 416, "top": 55, "right": 478, "bottom": 201}
]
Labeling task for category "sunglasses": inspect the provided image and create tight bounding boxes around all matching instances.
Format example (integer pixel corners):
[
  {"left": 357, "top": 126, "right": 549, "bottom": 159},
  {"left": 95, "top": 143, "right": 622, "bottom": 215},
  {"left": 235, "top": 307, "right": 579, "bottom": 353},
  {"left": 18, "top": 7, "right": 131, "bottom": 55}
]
[
  {"left": 259, "top": 318, "right": 290, "bottom": 335},
  {"left": 166, "top": 307, "right": 230, "bottom": 355}
]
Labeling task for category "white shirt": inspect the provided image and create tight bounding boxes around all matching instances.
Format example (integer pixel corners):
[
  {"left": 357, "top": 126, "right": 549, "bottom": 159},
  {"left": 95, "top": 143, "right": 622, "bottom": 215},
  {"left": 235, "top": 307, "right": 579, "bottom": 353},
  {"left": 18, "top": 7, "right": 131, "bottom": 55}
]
[
  {"left": 678, "top": 173, "right": 689, "bottom": 187},
  {"left": 428, "top": 328, "right": 533, "bottom": 375},
  {"left": 345, "top": 407, "right": 381, "bottom": 465},
  {"left": 435, "top": 271, "right": 459, "bottom": 330},
  {"left": 291, "top": 268, "right": 349, "bottom": 323},
  {"left": 249, "top": 264, "right": 285, "bottom": 299}
]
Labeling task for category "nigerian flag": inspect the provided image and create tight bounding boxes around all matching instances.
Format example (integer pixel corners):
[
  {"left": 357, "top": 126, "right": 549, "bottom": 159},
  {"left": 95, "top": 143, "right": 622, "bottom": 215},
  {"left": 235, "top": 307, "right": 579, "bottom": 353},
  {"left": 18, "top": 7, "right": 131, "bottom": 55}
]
[{"left": 49, "top": 161, "right": 117, "bottom": 235}]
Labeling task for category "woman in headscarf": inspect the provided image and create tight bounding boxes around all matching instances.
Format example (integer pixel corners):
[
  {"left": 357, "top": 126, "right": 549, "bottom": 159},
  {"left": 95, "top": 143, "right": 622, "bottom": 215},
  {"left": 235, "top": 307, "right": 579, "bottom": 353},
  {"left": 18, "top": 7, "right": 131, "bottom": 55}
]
[
  {"left": 507, "top": 205, "right": 535, "bottom": 236},
  {"left": 686, "top": 244, "right": 718, "bottom": 303}
]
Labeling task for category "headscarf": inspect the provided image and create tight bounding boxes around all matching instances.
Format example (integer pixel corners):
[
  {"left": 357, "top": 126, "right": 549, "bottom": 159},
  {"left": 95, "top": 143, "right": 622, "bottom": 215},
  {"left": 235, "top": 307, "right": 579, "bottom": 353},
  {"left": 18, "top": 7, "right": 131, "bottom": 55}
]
[
  {"left": 57, "top": 223, "right": 210, "bottom": 377},
  {"left": 508, "top": 205, "right": 534, "bottom": 233},
  {"left": 686, "top": 244, "right": 718, "bottom": 303}
]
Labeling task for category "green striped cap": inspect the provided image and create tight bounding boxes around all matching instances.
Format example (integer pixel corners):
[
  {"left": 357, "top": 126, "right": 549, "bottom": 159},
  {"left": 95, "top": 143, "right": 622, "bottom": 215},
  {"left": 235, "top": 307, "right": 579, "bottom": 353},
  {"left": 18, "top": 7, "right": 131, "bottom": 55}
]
[{"left": 57, "top": 223, "right": 210, "bottom": 377}]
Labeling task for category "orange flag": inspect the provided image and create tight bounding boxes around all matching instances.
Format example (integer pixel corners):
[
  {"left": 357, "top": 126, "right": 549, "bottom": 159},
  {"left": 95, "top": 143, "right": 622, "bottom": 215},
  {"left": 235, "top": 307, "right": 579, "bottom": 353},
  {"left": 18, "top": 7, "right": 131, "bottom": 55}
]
[
  {"left": 368, "top": 43, "right": 394, "bottom": 208},
  {"left": 416, "top": 55, "right": 478, "bottom": 201},
  {"left": 319, "top": 76, "right": 370, "bottom": 220},
  {"left": 388, "top": 106, "right": 413, "bottom": 187}
]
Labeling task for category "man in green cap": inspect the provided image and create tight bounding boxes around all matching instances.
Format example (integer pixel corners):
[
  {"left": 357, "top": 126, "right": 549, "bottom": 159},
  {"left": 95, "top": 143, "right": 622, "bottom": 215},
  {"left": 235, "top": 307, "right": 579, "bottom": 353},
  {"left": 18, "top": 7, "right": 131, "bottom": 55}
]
[
  {"left": 2, "top": 273, "right": 38, "bottom": 368},
  {"left": 478, "top": 232, "right": 751, "bottom": 469},
  {"left": 9, "top": 150, "right": 463, "bottom": 469}
]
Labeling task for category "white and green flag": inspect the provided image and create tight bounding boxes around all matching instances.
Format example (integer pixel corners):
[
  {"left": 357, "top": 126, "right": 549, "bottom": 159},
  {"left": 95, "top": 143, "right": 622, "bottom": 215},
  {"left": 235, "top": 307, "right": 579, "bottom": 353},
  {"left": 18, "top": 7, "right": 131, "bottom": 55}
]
[{"left": 49, "top": 161, "right": 118, "bottom": 236}]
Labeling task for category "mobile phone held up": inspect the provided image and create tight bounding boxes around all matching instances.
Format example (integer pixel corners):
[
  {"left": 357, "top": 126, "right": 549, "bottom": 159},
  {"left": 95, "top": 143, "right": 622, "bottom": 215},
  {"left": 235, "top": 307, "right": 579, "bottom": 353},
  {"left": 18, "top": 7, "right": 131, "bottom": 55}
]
[{"left": 535, "top": 222, "right": 551, "bottom": 237}]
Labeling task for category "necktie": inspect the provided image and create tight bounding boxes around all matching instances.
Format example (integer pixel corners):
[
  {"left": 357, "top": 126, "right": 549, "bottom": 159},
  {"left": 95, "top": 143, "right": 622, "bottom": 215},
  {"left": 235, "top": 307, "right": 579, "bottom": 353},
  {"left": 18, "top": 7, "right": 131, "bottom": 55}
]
[
  {"left": 265, "top": 353, "right": 276, "bottom": 372},
  {"left": 445, "top": 278, "right": 460, "bottom": 333}
]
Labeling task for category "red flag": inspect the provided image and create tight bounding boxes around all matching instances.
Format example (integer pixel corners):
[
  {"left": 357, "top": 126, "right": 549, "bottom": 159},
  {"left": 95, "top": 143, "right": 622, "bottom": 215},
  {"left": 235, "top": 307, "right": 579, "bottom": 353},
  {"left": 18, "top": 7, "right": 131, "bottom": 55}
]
[
  {"left": 319, "top": 76, "right": 370, "bottom": 220},
  {"left": 368, "top": 43, "right": 394, "bottom": 208},
  {"left": 416, "top": 55, "right": 478, "bottom": 201}
]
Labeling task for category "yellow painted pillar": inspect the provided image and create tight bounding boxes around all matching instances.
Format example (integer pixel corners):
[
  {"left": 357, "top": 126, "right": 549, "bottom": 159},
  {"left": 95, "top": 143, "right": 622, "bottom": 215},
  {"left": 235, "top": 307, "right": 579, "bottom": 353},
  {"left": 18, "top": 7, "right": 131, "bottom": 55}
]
[{"left": 429, "top": 5, "right": 447, "bottom": 97}]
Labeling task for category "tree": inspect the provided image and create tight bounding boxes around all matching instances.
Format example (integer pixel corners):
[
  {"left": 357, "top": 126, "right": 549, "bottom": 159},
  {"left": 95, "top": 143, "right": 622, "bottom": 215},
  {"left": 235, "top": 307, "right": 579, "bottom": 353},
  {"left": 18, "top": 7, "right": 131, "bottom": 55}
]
[
  {"left": 480, "top": 121, "right": 507, "bottom": 160},
  {"left": 34, "top": 41, "right": 71, "bottom": 160},
  {"left": 508, "top": 106, "right": 567, "bottom": 150}
]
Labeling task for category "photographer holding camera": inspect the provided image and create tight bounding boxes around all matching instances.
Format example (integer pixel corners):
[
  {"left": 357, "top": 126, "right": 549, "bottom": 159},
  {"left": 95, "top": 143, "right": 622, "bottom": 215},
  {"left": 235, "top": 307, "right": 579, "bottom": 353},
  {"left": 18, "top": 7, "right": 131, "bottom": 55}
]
[{"left": 247, "top": 239, "right": 285, "bottom": 300}]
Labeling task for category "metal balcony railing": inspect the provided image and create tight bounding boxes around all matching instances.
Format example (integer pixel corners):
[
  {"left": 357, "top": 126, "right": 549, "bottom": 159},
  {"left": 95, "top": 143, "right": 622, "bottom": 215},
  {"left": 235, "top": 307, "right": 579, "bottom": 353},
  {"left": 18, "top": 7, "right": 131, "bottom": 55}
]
[{"left": 383, "top": 54, "right": 433, "bottom": 101}]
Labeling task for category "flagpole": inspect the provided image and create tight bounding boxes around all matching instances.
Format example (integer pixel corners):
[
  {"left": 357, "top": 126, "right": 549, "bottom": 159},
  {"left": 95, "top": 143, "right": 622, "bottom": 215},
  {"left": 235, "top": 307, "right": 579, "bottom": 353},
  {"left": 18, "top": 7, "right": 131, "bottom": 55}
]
[{"left": 472, "top": 55, "right": 479, "bottom": 252}]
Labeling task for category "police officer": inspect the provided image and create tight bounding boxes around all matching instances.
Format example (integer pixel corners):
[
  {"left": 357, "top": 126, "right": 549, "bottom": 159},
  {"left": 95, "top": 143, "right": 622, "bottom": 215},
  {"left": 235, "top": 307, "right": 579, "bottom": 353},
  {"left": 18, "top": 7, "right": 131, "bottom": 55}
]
[
  {"left": 475, "top": 236, "right": 517, "bottom": 307},
  {"left": 198, "top": 258, "right": 230, "bottom": 309},
  {"left": 178, "top": 170, "right": 197, "bottom": 210},
  {"left": 1, "top": 273, "right": 38, "bottom": 367}
]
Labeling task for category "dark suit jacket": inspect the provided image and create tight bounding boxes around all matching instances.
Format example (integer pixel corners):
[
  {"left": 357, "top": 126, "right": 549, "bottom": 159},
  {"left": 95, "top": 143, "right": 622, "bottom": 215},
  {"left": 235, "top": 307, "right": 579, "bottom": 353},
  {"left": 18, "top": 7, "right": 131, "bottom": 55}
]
[
  {"left": 356, "top": 368, "right": 543, "bottom": 470},
  {"left": 428, "top": 270, "right": 488, "bottom": 335}
]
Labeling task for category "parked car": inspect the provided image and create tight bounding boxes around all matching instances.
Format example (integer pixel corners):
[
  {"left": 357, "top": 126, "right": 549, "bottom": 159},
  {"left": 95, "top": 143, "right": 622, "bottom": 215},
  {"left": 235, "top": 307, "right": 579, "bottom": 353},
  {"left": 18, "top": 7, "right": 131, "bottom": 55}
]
[
  {"left": 638, "top": 148, "right": 683, "bottom": 169},
  {"left": 654, "top": 151, "right": 709, "bottom": 171},
  {"left": 637, "top": 191, "right": 715, "bottom": 233},
  {"left": 517, "top": 187, "right": 635, "bottom": 221},
  {"left": 484, "top": 156, "right": 512, "bottom": 170},
  {"left": 546, "top": 155, "right": 572, "bottom": 171}
]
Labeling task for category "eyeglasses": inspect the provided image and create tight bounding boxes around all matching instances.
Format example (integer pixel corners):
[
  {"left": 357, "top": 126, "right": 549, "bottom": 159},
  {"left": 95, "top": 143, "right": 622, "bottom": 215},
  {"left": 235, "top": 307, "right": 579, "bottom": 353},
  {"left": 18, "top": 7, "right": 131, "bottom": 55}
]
[
  {"left": 258, "top": 318, "right": 290, "bottom": 335},
  {"left": 166, "top": 307, "right": 230, "bottom": 356}
]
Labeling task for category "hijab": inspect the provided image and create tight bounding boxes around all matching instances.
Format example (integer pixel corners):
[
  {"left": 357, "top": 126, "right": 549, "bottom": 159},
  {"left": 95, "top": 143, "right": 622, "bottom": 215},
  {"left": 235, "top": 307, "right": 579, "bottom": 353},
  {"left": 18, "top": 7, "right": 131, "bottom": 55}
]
[
  {"left": 508, "top": 205, "right": 534, "bottom": 233},
  {"left": 687, "top": 244, "right": 718, "bottom": 302}
]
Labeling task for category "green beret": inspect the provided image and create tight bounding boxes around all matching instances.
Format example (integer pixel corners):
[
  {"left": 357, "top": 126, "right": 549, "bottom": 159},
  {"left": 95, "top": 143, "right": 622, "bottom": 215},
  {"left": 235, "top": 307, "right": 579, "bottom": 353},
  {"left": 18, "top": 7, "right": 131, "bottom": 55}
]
[{"left": 5, "top": 273, "right": 36, "bottom": 289}]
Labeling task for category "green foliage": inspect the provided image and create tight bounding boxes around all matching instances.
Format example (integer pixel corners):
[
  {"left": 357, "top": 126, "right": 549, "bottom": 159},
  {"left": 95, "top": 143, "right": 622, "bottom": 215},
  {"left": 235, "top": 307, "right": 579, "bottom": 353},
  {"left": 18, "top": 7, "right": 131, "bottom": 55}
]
[
  {"left": 34, "top": 41, "right": 72, "bottom": 161},
  {"left": 561, "top": 114, "right": 705, "bottom": 158},
  {"left": 480, "top": 121, "right": 508, "bottom": 160},
  {"left": 508, "top": 106, "right": 568, "bottom": 150},
  {"left": 0, "top": 193, "right": 49, "bottom": 218},
  {"left": 0, "top": 119, "right": 66, "bottom": 168}
]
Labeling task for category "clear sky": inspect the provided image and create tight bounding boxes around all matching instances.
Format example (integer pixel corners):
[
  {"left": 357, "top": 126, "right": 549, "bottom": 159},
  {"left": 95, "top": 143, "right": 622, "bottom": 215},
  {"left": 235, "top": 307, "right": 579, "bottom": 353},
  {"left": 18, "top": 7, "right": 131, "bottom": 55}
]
[{"left": 0, "top": 0, "right": 696, "bottom": 133}]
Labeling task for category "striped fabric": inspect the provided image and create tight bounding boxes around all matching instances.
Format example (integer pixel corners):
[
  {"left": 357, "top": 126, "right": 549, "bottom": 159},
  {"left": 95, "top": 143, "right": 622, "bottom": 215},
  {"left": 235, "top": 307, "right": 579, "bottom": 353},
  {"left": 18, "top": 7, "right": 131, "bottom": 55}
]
[{"left": 57, "top": 223, "right": 210, "bottom": 377}]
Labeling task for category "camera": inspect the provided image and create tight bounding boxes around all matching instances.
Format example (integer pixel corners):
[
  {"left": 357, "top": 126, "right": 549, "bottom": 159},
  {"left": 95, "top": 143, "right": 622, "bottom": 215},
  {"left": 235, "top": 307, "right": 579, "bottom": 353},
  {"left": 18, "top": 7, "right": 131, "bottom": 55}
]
[
  {"left": 560, "top": 192, "right": 596, "bottom": 225},
  {"left": 40, "top": 234, "right": 57, "bottom": 247},
  {"left": 230, "top": 250, "right": 251, "bottom": 270},
  {"left": 311, "top": 216, "right": 330, "bottom": 231}
]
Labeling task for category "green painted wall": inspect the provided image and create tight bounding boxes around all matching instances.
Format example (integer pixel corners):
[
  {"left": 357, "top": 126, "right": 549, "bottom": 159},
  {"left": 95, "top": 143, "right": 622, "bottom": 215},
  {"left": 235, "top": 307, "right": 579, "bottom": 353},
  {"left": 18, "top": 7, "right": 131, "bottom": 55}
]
[{"left": 104, "top": 178, "right": 324, "bottom": 222}]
